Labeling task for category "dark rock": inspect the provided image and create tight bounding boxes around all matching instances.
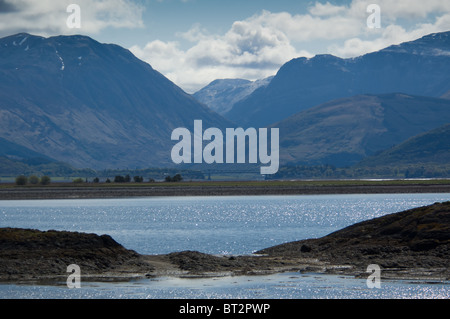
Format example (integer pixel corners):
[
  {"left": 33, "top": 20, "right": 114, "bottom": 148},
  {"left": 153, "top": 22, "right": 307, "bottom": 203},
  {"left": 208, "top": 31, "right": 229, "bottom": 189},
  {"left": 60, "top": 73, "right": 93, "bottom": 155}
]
[
  {"left": 300, "top": 244, "right": 312, "bottom": 253},
  {"left": 410, "top": 239, "right": 440, "bottom": 251},
  {"left": 0, "top": 228, "right": 152, "bottom": 281},
  {"left": 257, "top": 201, "right": 450, "bottom": 271}
]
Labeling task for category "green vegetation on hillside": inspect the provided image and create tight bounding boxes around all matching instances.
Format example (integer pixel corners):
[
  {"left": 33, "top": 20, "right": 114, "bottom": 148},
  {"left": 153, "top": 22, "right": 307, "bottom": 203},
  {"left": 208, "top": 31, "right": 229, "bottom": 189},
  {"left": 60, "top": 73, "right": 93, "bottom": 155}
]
[
  {"left": 267, "top": 164, "right": 450, "bottom": 180},
  {"left": 358, "top": 124, "right": 450, "bottom": 167},
  {"left": 0, "top": 156, "right": 95, "bottom": 178}
]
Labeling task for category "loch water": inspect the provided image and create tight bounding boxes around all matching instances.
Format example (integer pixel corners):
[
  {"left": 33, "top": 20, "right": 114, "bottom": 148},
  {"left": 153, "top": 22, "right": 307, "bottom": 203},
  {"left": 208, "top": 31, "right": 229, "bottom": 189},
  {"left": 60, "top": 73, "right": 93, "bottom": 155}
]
[{"left": 0, "top": 193, "right": 449, "bottom": 299}]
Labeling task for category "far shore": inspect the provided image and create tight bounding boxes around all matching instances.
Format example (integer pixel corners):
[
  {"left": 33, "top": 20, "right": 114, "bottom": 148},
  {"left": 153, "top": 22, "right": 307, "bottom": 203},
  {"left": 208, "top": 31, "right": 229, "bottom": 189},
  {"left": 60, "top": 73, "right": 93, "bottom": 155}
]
[{"left": 1, "top": 179, "right": 450, "bottom": 200}]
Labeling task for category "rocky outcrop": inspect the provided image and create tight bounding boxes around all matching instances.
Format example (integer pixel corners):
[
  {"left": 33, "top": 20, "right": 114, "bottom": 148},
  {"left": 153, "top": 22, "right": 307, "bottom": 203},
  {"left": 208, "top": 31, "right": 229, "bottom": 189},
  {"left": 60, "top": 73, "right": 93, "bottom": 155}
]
[
  {"left": 0, "top": 228, "right": 153, "bottom": 282},
  {"left": 1, "top": 201, "right": 449, "bottom": 282},
  {"left": 257, "top": 201, "right": 450, "bottom": 278}
]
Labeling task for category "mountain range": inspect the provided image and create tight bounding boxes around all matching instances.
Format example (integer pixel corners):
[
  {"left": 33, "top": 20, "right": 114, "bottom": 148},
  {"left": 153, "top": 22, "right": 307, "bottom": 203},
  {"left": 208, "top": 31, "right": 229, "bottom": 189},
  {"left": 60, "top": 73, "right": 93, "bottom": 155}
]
[
  {"left": 1, "top": 31, "right": 450, "bottom": 176},
  {"left": 0, "top": 33, "right": 230, "bottom": 169},
  {"left": 272, "top": 93, "right": 450, "bottom": 167},
  {"left": 357, "top": 123, "right": 450, "bottom": 168},
  {"left": 193, "top": 77, "right": 273, "bottom": 115},
  {"left": 224, "top": 32, "right": 450, "bottom": 128}
]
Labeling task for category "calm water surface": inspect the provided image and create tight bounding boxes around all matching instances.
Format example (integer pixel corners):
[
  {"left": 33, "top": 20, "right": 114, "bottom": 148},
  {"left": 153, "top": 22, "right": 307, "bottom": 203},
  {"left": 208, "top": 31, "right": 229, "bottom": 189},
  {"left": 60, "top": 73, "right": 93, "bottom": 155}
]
[{"left": 0, "top": 193, "right": 449, "bottom": 299}]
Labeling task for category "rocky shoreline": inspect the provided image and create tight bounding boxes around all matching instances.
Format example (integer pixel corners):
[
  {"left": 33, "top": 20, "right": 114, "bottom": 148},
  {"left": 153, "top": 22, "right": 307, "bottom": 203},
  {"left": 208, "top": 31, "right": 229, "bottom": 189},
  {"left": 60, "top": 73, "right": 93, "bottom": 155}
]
[{"left": 0, "top": 201, "right": 449, "bottom": 284}]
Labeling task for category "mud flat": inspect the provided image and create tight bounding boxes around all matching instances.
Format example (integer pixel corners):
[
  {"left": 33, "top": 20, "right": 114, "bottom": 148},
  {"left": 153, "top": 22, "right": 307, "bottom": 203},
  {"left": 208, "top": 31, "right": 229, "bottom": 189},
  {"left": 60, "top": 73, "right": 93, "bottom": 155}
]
[{"left": 0, "top": 201, "right": 449, "bottom": 283}]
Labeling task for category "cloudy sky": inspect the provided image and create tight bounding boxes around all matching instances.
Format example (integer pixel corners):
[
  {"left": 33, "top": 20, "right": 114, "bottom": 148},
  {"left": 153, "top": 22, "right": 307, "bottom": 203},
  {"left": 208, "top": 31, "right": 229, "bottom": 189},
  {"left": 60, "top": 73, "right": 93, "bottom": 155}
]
[{"left": 1, "top": 0, "right": 449, "bottom": 92}]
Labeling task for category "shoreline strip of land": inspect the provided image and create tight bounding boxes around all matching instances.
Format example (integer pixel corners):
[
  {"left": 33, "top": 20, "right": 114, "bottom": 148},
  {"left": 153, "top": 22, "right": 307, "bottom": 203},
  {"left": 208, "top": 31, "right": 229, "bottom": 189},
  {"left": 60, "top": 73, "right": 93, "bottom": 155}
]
[{"left": 1, "top": 180, "right": 450, "bottom": 200}]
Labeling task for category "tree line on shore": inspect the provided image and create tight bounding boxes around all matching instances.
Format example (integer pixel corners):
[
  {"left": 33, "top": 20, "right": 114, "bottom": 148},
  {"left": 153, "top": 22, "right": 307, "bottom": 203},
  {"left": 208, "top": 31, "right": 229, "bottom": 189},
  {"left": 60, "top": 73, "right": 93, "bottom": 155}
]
[
  {"left": 266, "top": 164, "right": 450, "bottom": 180},
  {"left": 88, "top": 174, "right": 183, "bottom": 183},
  {"left": 14, "top": 174, "right": 184, "bottom": 185},
  {"left": 15, "top": 175, "right": 51, "bottom": 185}
]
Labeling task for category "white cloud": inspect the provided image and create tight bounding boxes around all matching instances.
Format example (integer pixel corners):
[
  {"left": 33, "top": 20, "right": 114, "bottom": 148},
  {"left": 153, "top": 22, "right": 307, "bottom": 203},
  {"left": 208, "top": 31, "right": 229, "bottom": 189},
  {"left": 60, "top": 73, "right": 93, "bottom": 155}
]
[
  {"left": 241, "top": 10, "right": 363, "bottom": 42},
  {"left": 130, "top": 0, "right": 450, "bottom": 92},
  {"left": 308, "top": 2, "right": 347, "bottom": 17},
  {"left": 0, "top": 0, "right": 144, "bottom": 37},
  {"left": 328, "top": 13, "right": 450, "bottom": 57},
  {"left": 374, "top": 0, "right": 450, "bottom": 20},
  {"left": 131, "top": 12, "right": 313, "bottom": 93}
]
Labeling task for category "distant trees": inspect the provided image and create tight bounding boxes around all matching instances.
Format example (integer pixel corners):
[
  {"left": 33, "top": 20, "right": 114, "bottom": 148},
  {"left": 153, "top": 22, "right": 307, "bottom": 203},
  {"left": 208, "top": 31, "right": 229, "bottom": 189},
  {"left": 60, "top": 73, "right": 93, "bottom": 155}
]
[
  {"left": 265, "top": 164, "right": 450, "bottom": 180},
  {"left": 133, "top": 176, "right": 144, "bottom": 183},
  {"left": 13, "top": 173, "right": 184, "bottom": 185},
  {"left": 173, "top": 174, "right": 183, "bottom": 182},
  {"left": 40, "top": 176, "right": 51, "bottom": 185},
  {"left": 15, "top": 175, "right": 28, "bottom": 185},
  {"left": 112, "top": 175, "right": 145, "bottom": 183},
  {"left": 29, "top": 175, "right": 39, "bottom": 185},
  {"left": 165, "top": 174, "right": 183, "bottom": 182},
  {"left": 114, "top": 175, "right": 126, "bottom": 183},
  {"left": 110, "top": 174, "right": 183, "bottom": 183},
  {"left": 113, "top": 175, "right": 132, "bottom": 183},
  {"left": 15, "top": 175, "right": 51, "bottom": 185},
  {"left": 72, "top": 178, "right": 84, "bottom": 184}
]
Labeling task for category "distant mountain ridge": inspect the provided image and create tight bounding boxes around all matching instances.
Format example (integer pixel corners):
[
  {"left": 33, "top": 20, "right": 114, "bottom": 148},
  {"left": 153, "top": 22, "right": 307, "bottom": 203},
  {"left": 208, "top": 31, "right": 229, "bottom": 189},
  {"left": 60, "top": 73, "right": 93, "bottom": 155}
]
[
  {"left": 0, "top": 33, "right": 231, "bottom": 169},
  {"left": 226, "top": 31, "right": 450, "bottom": 127},
  {"left": 273, "top": 93, "right": 450, "bottom": 167},
  {"left": 357, "top": 123, "right": 450, "bottom": 167},
  {"left": 2, "top": 31, "right": 450, "bottom": 175},
  {"left": 0, "top": 137, "right": 54, "bottom": 162},
  {"left": 193, "top": 77, "right": 273, "bottom": 116}
]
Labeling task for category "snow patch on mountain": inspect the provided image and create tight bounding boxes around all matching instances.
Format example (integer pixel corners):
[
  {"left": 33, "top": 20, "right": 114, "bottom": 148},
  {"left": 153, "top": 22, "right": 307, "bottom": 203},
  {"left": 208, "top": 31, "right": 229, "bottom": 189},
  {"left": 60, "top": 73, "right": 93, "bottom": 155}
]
[
  {"left": 193, "top": 76, "right": 273, "bottom": 115},
  {"left": 55, "top": 50, "right": 65, "bottom": 71}
]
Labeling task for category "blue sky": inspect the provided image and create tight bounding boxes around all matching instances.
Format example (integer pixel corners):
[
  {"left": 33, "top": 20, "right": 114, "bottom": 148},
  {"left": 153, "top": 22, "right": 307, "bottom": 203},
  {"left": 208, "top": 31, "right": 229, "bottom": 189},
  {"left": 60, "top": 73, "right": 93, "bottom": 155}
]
[
  {"left": 108, "top": 0, "right": 315, "bottom": 47},
  {"left": 1, "top": 0, "right": 449, "bottom": 92}
]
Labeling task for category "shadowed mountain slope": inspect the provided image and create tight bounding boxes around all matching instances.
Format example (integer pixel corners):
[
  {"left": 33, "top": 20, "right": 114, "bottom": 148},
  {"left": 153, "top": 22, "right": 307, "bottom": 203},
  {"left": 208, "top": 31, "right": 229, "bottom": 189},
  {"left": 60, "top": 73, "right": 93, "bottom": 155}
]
[{"left": 0, "top": 33, "right": 230, "bottom": 169}]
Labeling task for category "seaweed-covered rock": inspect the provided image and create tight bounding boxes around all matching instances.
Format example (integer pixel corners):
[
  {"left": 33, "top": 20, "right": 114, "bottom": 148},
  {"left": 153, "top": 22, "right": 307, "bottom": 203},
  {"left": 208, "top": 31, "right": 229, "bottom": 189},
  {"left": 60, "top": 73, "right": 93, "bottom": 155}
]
[
  {"left": 0, "top": 228, "right": 152, "bottom": 281},
  {"left": 257, "top": 201, "right": 450, "bottom": 273}
]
